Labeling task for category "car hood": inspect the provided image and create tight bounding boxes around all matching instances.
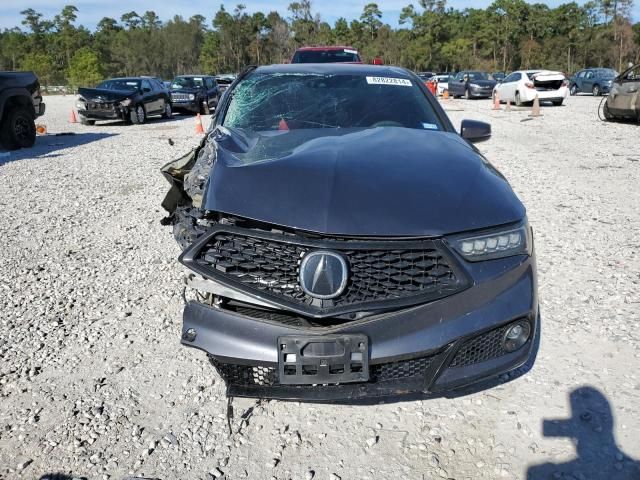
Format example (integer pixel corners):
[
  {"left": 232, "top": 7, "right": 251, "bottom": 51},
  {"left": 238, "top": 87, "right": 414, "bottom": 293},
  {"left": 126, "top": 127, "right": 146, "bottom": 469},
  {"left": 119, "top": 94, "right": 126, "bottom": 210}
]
[
  {"left": 78, "top": 87, "right": 134, "bottom": 102},
  {"left": 203, "top": 127, "right": 525, "bottom": 236}
]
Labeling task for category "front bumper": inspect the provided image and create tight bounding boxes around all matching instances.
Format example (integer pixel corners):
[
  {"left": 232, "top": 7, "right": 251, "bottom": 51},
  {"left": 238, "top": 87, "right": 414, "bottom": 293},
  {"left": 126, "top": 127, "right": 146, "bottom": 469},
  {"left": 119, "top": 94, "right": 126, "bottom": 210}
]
[
  {"left": 468, "top": 87, "right": 494, "bottom": 98},
  {"left": 171, "top": 100, "right": 200, "bottom": 113},
  {"left": 181, "top": 250, "right": 538, "bottom": 400},
  {"left": 78, "top": 107, "right": 128, "bottom": 120}
]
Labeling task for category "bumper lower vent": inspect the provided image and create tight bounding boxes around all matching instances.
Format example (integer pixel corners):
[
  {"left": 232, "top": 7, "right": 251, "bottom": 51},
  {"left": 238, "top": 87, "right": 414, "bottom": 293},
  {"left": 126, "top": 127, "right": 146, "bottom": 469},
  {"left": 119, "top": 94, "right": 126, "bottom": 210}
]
[{"left": 449, "top": 320, "right": 528, "bottom": 367}]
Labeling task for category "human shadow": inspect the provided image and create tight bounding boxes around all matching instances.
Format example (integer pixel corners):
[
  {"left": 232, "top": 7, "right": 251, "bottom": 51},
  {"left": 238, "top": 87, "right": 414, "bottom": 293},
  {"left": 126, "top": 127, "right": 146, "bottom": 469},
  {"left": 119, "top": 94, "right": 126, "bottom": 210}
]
[
  {"left": 0, "top": 132, "right": 116, "bottom": 164},
  {"left": 527, "top": 386, "right": 640, "bottom": 479}
]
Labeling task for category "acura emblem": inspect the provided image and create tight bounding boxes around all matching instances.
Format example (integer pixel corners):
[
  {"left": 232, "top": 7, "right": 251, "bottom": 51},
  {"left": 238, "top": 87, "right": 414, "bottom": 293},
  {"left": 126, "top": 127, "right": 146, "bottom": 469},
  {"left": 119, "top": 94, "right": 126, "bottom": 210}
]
[{"left": 299, "top": 250, "right": 348, "bottom": 299}]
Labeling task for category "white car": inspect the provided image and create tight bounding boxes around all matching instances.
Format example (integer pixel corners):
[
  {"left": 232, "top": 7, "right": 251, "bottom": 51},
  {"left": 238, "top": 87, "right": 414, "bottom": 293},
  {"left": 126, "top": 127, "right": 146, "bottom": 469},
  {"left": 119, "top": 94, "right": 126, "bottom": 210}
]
[
  {"left": 434, "top": 74, "right": 450, "bottom": 95},
  {"left": 493, "top": 70, "right": 569, "bottom": 106}
]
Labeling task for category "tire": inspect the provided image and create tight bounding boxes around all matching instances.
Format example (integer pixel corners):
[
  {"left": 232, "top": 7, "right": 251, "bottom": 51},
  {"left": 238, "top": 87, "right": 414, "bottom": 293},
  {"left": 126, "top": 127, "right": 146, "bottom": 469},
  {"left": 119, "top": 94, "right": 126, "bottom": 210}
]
[
  {"left": 592, "top": 84, "right": 601, "bottom": 96},
  {"left": 79, "top": 116, "right": 95, "bottom": 126},
  {"left": 130, "top": 104, "right": 146, "bottom": 124},
  {"left": 162, "top": 101, "right": 172, "bottom": 119},
  {"left": 515, "top": 92, "right": 523, "bottom": 107},
  {"left": 0, "top": 105, "right": 36, "bottom": 150},
  {"left": 603, "top": 101, "right": 614, "bottom": 121},
  {"left": 570, "top": 84, "right": 578, "bottom": 96},
  {"left": 552, "top": 99, "right": 563, "bottom": 106}
]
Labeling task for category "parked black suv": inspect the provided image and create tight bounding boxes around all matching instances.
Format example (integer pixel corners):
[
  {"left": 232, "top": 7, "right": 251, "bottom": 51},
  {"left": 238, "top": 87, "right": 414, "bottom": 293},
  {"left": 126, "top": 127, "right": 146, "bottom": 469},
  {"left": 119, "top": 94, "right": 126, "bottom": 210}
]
[
  {"left": 76, "top": 77, "right": 172, "bottom": 125},
  {"left": 161, "top": 64, "right": 538, "bottom": 401},
  {"left": 0, "top": 71, "right": 46, "bottom": 150},
  {"left": 170, "top": 75, "right": 219, "bottom": 114}
]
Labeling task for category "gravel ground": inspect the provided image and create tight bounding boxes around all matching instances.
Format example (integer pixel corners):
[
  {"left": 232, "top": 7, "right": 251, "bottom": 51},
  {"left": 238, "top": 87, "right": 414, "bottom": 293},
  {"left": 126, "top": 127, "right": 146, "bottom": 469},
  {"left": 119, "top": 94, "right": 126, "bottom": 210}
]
[{"left": 0, "top": 94, "right": 639, "bottom": 480}]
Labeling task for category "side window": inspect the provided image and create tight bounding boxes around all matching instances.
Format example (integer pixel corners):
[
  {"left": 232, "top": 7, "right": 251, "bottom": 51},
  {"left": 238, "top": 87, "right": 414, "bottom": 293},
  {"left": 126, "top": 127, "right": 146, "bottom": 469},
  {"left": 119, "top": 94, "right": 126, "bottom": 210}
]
[
  {"left": 585, "top": 71, "right": 594, "bottom": 79},
  {"left": 141, "top": 79, "right": 152, "bottom": 91},
  {"left": 205, "top": 78, "right": 215, "bottom": 89},
  {"left": 503, "top": 73, "right": 515, "bottom": 83},
  {"left": 512, "top": 73, "right": 521, "bottom": 81},
  {"left": 577, "top": 71, "right": 586, "bottom": 79},
  {"left": 624, "top": 66, "right": 640, "bottom": 81},
  {"left": 454, "top": 73, "right": 463, "bottom": 81}
]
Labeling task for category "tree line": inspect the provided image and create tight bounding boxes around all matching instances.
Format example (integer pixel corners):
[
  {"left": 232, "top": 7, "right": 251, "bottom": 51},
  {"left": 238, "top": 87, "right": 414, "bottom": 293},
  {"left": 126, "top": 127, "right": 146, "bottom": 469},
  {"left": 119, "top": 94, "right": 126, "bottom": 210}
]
[{"left": 1, "top": 0, "right": 639, "bottom": 89}]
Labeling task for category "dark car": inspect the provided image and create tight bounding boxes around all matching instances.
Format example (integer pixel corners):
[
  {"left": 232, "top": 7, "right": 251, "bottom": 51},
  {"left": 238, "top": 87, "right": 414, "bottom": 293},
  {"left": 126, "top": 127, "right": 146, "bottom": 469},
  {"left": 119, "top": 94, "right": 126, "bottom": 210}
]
[
  {"left": 76, "top": 76, "right": 172, "bottom": 125},
  {"left": 0, "top": 71, "right": 46, "bottom": 150},
  {"left": 215, "top": 74, "right": 236, "bottom": 97},
  {"left": 160, "top": 63, "right": 538, "bottom": 401},
  {"left": 570, "top": 68, "right": 617, "bottom": 96},
  {"left": 493, "top": 72, "right": 506, "bottom": 82},
  {"left": 449, "top": 71, "right": 497, "bottom": 99},
  {"left": 291, "top": 46, "right": 362, "bottom": 64},
  {"left": 170, "top": 75, "right": 219, "bottom": 115},
  {"left": 603, "top": 64, "right": 640, "bottom": 121}
]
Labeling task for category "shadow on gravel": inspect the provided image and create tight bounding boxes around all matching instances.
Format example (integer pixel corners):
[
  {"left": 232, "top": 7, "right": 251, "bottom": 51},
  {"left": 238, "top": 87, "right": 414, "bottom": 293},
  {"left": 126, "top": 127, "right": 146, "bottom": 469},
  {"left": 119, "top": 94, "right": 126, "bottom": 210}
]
[
  {"left": 0, "top": 133, "right": 117, "bottom": 165},
  {"left": 527, "top": 386, "right": 640, "bottom": 480},
  {"left": 40, "top": 474, "right": 86, "bottom": 480}
]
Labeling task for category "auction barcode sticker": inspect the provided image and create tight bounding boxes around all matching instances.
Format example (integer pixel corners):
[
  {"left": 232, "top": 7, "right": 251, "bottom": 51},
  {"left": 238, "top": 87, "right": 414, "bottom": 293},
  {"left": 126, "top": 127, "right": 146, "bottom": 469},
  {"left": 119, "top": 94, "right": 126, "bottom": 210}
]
[{"left": 366, "top": 76, "right": 412, "bottom": 87}]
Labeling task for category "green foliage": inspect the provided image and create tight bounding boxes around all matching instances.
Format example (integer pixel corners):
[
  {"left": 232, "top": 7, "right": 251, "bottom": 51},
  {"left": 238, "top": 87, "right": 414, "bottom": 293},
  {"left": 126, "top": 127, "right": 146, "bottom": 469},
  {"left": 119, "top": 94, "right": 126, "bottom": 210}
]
[
  {"left": 67, "top": 47, "right": 103, "bottom": 89},
  {"left": 1, "top": 1, "right": 639, "bottom": 87}
]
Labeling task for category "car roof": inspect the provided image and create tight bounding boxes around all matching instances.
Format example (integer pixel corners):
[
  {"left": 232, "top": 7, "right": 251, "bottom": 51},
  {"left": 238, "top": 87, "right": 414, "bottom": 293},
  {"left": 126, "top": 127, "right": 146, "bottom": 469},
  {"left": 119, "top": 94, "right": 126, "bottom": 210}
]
[
  {"left": 295, "top": 45, "right": 357, "bottom": 52},
  {"left": 175, "top": 74, "right": 211, "bottom": 78},
  {"left": 253, "top": 63, "right": 410, "bottom": 77}
]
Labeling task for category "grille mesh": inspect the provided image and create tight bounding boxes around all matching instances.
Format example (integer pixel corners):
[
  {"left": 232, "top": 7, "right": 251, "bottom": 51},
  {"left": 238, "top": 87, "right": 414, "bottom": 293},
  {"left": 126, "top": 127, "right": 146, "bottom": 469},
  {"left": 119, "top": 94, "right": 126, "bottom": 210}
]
[
  {"left": 449, "top": 323, "right": 516, "bottom": 367},
  {"left": 194, "top": 231, "right": 463, "bottom": 312},
  {"left": 210, "top": 354, "right": 436, "bottom": 387}
]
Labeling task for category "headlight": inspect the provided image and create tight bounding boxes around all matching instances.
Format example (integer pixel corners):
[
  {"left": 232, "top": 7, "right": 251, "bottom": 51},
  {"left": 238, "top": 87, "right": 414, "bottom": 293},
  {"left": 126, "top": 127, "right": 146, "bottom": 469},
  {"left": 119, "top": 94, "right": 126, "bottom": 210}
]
[
  {"left": 118, "top": 98, "right": 132, "bottom": 107},
  {"left": 189, "top": 94, "right": 195, "bottom": 100},
  {"left": 470, "top": 83, "right": 480, "bottom": 88},
  {"left": 447, "top": 221, "right": 532, "bottom": 261},
  {"left": 75, "top": 98, "right": 86, "bottom": 109}
]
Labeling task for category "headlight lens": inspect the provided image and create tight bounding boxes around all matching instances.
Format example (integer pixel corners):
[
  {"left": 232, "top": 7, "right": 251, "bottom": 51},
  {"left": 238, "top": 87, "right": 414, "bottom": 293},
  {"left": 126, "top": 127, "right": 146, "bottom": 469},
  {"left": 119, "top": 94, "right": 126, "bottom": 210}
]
[
  {"left": 118, "top": 98, "right": 132, "bottom": 107},
  {"left": 189, "top": 94, "right": 195, "bottom": 100},
  {"left": 447, "top": 221, "right": 532, "bottom": 261},
  {"left": 75, "top": 97, "right": 86, "bottom": 109}
]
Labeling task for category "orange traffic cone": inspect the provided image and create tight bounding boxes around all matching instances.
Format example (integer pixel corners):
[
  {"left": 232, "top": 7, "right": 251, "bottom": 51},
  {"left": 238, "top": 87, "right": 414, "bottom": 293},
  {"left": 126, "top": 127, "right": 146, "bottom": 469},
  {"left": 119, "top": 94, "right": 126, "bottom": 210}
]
[
  {"left": 529, "top": 95, "right": 542, "bottom": 117},
  {"left": 36, "top": 124, "right": 47, "bottom": 135},
  {"left": 69, "top": 109, "right": 77, "bottom": 123},
  {"left": 443, "top": 90, "right": 449, "bottom": 100},
  {"left": 195, "top": 113, "right": 205, "bottom": 134},
  {"left": 492, "top": 91, "right": 501, "bottom": 110}
]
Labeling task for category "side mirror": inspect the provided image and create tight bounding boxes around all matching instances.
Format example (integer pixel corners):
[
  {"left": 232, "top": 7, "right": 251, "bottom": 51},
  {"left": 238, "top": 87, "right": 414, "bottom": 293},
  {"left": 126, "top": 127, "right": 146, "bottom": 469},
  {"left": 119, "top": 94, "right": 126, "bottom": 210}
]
[{"left": 461, "top": 119, "right": 491, "bottom": 143}]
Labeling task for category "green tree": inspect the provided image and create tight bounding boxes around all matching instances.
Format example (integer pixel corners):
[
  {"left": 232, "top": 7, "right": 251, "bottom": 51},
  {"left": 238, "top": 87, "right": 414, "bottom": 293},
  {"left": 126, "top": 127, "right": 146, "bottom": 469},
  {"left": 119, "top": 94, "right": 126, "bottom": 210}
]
[
  {"left": 67, "top": 47, "right": 102, "bottom": 88},
  {"left": 20, "top": 52, "right": 55, "bottom": 87},
  {"left": 360, "top": 3, "right": 382, "bottom": 39}
]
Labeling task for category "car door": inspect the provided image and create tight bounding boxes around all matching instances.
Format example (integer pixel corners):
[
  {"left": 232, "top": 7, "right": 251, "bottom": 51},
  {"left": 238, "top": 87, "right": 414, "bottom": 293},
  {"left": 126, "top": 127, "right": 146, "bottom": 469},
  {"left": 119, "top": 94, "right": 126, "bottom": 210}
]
[
  {"left": 450, "top": 72, "right": 464, "bottom": 96},
  {"left": 205, "top": 77, "right": 219, "bottom": 108},
  {"left": 582, "top": 70, "right": 595, "bottom": 93},
  {"left": 498, "top": 72, "right": 519, "bottom": 102},
  {"left": 608, "top": 65, "right": 640, "bottom": 116},
  {"left": 140, "top": 79, "right": 160, "bottom": 114}
]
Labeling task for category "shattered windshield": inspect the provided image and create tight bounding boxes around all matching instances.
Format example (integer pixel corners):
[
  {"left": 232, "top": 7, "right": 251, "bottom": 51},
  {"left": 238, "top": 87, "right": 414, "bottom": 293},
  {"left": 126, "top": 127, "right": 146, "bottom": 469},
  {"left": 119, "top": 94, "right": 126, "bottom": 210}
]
[
  {"left": 97, "top": 79, "right": 140, "bottom": 91},
  {"left": 171, "top": 77, "right": 204, "bottom": 89},
  {"left": 222, "top": 73, "right": 443, "bottom": 132}
]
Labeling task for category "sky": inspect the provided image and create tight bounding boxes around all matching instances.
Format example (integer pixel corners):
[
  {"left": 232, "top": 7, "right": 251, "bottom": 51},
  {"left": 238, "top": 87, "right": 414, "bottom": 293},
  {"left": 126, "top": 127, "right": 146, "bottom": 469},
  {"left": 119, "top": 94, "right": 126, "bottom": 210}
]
[{"left": 1, "top": 0, "right": 639, "bottom": 30}]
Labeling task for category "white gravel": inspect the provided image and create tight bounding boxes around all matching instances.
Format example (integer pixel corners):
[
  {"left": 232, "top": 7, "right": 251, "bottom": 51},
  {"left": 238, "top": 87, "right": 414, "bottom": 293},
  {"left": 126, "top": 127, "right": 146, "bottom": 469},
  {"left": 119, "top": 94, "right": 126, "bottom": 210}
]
[{"left": 0, "top": 94, "right": 639, "bottom": 479}]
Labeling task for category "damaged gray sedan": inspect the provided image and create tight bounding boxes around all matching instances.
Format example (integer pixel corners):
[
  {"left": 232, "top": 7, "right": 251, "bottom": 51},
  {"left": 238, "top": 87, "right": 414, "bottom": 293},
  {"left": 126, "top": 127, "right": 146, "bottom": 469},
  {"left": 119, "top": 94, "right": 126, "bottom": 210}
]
[{"left": 161, "top": 64, "right": 538, "bottom": 401}]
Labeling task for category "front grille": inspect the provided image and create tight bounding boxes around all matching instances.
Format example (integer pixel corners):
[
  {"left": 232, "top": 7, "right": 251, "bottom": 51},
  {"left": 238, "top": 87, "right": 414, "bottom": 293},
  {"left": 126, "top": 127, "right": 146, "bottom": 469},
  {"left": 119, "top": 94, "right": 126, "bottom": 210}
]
[
  {"left": 185, "top": 227, "right": 470, "bottom": 316},
  {"left": 449, "top": 321, "right": 524, "bottom": 367},
  {"left": 88, "top": 102, "right": 114, "bottom": 110},
  {"left": 171, "top": 93, "right": 191, "bottom": 101},
  {"left": 210, "top": 354, "right": 436, "bottom": 387}
]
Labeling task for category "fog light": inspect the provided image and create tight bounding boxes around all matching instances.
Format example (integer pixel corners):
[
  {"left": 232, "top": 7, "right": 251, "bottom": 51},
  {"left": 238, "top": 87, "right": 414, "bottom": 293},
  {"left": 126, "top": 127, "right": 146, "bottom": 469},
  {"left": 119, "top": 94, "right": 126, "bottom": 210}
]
[{"left": 503, "top": 321, "right": 531, "bottom": 352}]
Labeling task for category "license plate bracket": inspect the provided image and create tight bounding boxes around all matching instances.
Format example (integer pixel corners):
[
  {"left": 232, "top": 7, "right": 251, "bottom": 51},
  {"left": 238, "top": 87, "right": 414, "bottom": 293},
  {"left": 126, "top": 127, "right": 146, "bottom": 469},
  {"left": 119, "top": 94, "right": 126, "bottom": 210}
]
[{"left": 277, "top": 334, "right": 369, "bottom": 385}]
